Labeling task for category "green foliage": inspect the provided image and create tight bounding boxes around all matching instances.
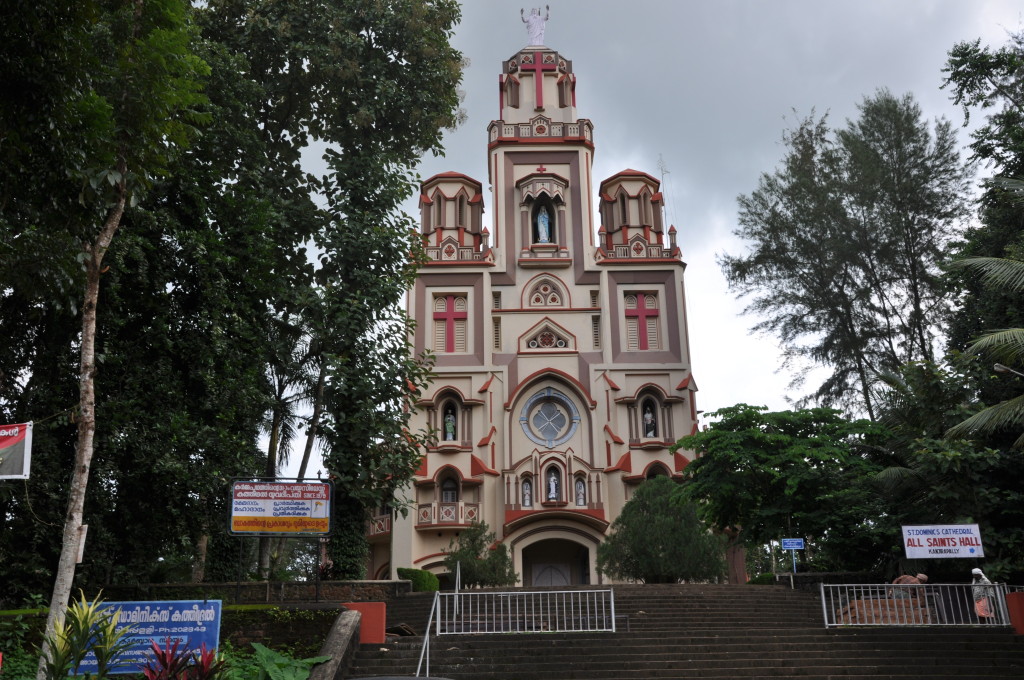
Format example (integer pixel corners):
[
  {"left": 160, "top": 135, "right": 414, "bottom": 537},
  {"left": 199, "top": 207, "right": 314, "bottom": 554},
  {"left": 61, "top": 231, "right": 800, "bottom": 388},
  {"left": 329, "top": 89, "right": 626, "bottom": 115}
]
[
  {"left": 397, "top": 568, "right": 440, "bottom": 592},
  {"left": 246, "top": 643, "right": 329, "bottom": 680},
  {"left": 747, "top": 573, "right": 777, "bottom": 585},
  {"left": 724, "top": 90, "right": 973, "bottom": 417},
  {"left": 443, "top": 523, "right": 518, "bottom": 588},
  {"left": 676, "top": 405, "right": 889, "bottom": 571},
  {"left": 943, "top": 256, "right": 1024, "bottom": 446},
  {"left": 0, "top": 0, "right": 464, "bottom": 593},
  {"left": 0, "top": 647, "right": 38, "bottom": 679},
  {"left": 872, "top": 359, "right": 1024, "bottom": 580},
  {"left": 38, "top": 592, "right": 132, "bottom": 680},
  {"left": 597, "top": 477, "right": 726, "bottom": 583}
]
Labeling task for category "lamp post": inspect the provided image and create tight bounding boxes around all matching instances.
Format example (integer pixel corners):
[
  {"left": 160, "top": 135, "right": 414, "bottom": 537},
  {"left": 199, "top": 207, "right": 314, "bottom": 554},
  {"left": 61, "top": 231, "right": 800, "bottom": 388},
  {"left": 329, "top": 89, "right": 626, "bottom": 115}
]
[{"left": 993, "top": 363, "right": 1024, "bottom": 379}]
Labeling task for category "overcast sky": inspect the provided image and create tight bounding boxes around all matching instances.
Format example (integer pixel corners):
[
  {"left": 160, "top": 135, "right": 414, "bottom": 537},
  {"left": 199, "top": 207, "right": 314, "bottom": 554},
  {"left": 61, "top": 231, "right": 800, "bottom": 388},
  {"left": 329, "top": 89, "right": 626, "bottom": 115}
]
[{"left": 405, "top": 0, "right": 1023, "bottom": 418}]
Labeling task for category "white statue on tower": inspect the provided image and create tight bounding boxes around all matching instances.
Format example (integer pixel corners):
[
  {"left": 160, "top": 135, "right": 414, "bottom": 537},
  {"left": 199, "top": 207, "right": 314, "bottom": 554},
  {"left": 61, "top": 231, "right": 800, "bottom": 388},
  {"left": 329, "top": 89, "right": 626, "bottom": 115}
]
[{"left": 521, "top": 6, "right": 550, "bottom": 45}]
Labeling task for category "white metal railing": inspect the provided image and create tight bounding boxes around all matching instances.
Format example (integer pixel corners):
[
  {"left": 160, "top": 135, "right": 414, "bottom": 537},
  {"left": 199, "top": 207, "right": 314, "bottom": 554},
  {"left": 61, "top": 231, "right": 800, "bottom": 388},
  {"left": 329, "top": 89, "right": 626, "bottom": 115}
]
[
  {"left": 436, "top": 589, "right": 616, "bottom": 634},
  {"left": 415, "top": 587, "right": 615, "bottom": 677},
  {"left": 821, "top": 582, "right": 1011, "bottom": 627}
]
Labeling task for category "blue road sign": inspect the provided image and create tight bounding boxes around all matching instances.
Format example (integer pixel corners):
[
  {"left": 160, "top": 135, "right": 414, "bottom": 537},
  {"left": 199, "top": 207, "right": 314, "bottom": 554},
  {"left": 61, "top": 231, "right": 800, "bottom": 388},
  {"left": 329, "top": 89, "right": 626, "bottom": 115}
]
[{"left": 781, "top": 538, "right": 805, "bottom": 550}]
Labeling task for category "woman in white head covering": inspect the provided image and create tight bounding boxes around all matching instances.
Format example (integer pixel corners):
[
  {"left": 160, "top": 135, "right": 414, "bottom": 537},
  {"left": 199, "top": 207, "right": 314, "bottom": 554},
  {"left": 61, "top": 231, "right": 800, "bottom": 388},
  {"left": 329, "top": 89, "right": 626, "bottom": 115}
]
[{"left": 972, "top": 568, "right": 993, "bottom": 619}]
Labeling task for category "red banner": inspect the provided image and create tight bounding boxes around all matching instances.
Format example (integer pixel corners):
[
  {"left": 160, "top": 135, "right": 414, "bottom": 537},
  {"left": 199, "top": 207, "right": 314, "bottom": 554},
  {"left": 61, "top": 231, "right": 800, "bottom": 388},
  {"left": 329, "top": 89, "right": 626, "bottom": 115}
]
[{"left": 0, "top": 422, "right": 32, "bottom": 479}]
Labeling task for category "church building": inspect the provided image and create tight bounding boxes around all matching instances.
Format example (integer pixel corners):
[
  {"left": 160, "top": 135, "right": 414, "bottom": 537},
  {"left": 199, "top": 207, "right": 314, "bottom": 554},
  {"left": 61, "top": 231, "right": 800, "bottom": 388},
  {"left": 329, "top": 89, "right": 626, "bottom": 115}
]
[{"left": 367, "top": 22, "right": 700, "bottom": 586}]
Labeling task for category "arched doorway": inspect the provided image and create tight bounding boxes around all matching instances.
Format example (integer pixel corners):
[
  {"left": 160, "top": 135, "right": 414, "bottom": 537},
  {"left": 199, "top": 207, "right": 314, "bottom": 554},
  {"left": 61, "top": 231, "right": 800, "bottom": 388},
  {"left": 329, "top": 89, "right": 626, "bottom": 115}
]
[{"left": 522, "top": 539, "right": 590, "bottom": 586}]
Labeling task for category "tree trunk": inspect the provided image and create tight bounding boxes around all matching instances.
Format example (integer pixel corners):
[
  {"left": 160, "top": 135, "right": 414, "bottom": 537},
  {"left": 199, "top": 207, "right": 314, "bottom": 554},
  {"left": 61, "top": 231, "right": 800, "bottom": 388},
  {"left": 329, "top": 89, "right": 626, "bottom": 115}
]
[
  {"left": 273, "top": 363, "right": 326, "bottom": 573},
  {"left": 191, "top": 533, "right": 209, "bottom": 583},
  {"left": 258, "top": 411, "right": 282, "bottom": 579},
  {"left": 37, "top": 197, "right": 125, "bottom": 680}
]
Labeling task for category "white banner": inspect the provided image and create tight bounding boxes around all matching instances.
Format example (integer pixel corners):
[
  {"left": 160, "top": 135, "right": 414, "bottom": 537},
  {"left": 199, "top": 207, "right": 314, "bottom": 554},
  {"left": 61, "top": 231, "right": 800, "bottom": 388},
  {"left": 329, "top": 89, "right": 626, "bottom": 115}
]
[
  {"left": 0, "top": 422, "right": 32, "bottom": 480},
  {"left": 902, "top": 524, "right": 984, "bottom": 559}
]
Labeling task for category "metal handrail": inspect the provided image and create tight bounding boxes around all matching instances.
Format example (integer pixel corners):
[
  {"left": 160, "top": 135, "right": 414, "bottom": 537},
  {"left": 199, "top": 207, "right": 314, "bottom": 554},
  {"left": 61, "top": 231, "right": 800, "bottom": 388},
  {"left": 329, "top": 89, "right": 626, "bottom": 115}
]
[
  {"left": 415, "top": 591, "right": 440, "bottom": 678},
  {"left": 821, "top": 582, "right": 1011, "bottom": 627}
]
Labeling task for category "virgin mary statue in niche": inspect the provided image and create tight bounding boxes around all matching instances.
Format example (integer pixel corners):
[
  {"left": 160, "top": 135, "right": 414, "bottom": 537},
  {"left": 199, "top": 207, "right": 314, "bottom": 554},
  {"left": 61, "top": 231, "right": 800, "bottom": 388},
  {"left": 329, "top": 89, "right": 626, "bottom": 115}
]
[{"left": 535, "top": 205, "right": 551, "bottom": 243}]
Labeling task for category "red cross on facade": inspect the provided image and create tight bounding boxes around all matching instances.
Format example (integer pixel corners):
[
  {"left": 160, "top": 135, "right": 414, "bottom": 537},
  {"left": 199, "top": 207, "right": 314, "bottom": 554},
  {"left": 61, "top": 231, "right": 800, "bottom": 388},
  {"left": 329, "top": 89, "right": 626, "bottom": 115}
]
[
  {"left": 625, "top": 294, "right": 659, "bottom": 350},
  {"left": 434, "top": 295, "right": 467, "bottom": 353},
  {"left": 520, "top": 52, "right": 557, "bottom": 109}
]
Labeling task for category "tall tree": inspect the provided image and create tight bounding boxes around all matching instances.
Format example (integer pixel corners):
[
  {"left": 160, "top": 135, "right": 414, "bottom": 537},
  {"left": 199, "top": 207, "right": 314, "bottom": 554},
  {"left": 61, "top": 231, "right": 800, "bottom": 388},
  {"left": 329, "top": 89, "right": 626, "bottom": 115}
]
[
  {"left": 0, "top": 0, "right": 465, "bottom": 598},
  {"left": 723, "top": 90, "right": 973, "bottom": 417},
  {"left": 596, "top": 476, "right": 726, "bottom": 584},
  {"left": 675, "top": 405, "right": 889, "bottom": 572},
  {"left": 194, "top": 0, "right": 464, "bottom": 577},
  {"left": 943, "top": 32, "right": 1024, "bottom": 409},
  {"left": 0, "top": 0, "right": 209, "bottom": 674}
]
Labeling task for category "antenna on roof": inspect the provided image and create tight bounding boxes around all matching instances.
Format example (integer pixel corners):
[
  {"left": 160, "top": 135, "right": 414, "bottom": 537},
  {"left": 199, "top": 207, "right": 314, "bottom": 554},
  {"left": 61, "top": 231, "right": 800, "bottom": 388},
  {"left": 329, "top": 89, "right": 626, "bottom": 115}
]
[{"left": 658, "top": 154, "right": 673, "bottom": 229}]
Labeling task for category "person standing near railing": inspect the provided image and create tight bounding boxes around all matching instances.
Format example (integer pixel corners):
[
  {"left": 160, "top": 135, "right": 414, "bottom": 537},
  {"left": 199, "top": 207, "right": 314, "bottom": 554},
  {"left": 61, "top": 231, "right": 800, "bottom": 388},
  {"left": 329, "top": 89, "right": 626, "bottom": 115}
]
[{"left": 972, "top": 568, "right": 994, "bottom": 620}]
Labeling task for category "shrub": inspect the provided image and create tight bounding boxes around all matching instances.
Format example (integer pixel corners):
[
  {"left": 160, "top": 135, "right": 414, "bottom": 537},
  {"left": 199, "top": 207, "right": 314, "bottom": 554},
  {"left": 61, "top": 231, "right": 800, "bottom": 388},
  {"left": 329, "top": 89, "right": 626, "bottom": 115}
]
[
  {"left": 747, "top": 573, "right": 778, "bottom": 585},
  {"left": 396, "top": 568, "right": 439, "bottom": 592},
  {"left": 442, "top": 522, "right": 518, "bottom": 588}
]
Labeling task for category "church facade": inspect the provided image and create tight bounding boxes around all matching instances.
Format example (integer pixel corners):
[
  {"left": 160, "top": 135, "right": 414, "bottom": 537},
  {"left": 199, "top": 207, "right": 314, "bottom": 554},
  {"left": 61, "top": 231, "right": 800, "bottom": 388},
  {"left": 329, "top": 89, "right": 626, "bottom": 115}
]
[{"left": 366, "top": 34, "right": 700, "bottom": 586}]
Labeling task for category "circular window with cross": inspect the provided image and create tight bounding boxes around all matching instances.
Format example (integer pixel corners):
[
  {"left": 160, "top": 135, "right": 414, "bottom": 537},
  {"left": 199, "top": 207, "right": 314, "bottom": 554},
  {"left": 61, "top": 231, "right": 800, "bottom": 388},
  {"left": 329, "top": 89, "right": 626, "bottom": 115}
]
[{"left": 519, "top": 387, "right": 581, "bottom": 448}]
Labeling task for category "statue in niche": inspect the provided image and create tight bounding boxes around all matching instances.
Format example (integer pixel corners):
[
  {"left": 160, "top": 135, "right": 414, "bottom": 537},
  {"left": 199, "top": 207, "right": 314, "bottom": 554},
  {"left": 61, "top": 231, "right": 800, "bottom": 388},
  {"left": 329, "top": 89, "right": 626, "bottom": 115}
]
[
  {"left": 547, "top": 468, "right": 559, "bottom": 500},
  {"left": 444, "top": 406, "right": 456, "bottom": 441},
  {"left": 535, "top": 205, "right": 551, "bottom": 243},
  {"left": 575, "top": 478, "right": 586, "bottom": 506},
  {"left": 521, "top": 6, "right": 550, "bottom": 45},
  {"left": 522, "top": 479, "right": 532, "bottom": 506},
  {"left": 643, "top": 404, "right": 657, "bottom": 438}
]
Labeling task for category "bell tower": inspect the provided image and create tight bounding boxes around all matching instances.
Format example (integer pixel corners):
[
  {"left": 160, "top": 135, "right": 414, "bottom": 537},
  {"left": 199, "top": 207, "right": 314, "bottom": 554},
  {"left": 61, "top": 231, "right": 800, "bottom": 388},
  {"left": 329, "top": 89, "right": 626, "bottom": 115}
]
[{"left": 375, "top": 16, "right": 705, "bottom": 586}]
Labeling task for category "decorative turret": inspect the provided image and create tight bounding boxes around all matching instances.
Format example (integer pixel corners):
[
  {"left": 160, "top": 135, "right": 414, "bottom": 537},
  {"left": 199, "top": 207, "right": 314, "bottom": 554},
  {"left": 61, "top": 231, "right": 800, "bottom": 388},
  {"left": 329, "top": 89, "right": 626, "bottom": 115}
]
[
  {"left": 419, "top": 172, "right": 491, "bottom": 264},
  {"left": 596, "top": 169, "right": 678, "bottom": 263}
]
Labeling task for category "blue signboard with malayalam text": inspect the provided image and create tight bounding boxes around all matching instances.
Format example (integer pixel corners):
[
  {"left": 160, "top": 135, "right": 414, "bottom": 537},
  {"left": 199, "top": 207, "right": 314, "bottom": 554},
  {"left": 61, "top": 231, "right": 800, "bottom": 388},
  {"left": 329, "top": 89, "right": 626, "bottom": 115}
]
[
  {"left": 781, "top": 538, "right": 805, "bottom": 550},
  {"left": 77, "top": 600, "right": 222, "bottom": 675}
]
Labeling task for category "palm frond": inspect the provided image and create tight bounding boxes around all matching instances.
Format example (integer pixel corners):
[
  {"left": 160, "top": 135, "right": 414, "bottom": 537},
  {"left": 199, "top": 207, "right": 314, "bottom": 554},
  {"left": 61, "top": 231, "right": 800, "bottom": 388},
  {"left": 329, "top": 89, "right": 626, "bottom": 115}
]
[
  {"left": 988, "top": 176, "right": 1024, "bottom": 202},
  {"left": 945, "top": 393, "right": 1024, "bottom": 445},
  {"left": 966, "top": 328, "right": 1024, "bottom": 365},
  {"left": 947, "top": 256, "right": 1024, "bottom": 293}
]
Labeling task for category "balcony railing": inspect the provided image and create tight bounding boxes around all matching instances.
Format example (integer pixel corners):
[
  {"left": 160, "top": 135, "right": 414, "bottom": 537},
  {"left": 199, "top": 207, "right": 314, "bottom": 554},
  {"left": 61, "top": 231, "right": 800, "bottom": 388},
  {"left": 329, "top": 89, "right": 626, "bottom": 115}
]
[
  {"left": 416, "top": 501, "right": 480, "bottom": 527},
  {"left": 821, "top": 583, "right": 1011, "bottom": 627},
  {"left": 367, "top": 514, "right": 391, "bottom": 537}
]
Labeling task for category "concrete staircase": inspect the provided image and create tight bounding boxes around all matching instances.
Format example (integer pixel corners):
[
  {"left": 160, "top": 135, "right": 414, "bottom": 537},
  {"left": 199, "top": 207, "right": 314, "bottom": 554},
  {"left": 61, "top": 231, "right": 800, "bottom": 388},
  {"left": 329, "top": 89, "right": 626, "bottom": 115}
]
[{"left": 347, "top": 584, "right": 1024, "bottom": 679}]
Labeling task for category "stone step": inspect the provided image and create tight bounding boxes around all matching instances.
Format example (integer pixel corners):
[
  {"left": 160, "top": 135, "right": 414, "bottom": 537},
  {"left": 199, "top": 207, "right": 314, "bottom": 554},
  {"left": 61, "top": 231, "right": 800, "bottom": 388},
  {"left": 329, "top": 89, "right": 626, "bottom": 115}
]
[{"left": 347, "top": 584, "right": 1024, "bottom": 680}]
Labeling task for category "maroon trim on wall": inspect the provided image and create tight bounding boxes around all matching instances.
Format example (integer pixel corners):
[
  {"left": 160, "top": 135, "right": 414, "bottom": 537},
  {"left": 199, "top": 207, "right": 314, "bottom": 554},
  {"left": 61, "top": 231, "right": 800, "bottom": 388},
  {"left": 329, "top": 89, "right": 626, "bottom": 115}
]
[
  {"left": 606, "top": 269, "right": 687, "bottom": 364},
  {"left": 504, "top": 368, "right": 597, "bottom": 410},
  {"left": 414, "top": 272, "right": 486, "bottom": 366}
]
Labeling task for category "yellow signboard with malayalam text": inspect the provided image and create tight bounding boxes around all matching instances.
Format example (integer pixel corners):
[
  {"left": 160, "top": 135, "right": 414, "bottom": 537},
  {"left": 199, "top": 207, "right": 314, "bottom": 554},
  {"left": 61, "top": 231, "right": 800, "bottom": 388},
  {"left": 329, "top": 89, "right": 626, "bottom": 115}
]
[{"left": 230, "top": 480, "right": 332, "bottom": 536}]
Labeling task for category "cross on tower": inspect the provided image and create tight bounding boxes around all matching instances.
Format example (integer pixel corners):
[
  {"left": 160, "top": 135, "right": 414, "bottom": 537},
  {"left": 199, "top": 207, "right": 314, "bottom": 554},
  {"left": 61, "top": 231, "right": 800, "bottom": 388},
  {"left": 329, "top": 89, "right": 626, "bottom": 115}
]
[
  {"left": 625, "top": 294, "right": 659, "bottom": 351},
  {"left": 434, "top": 295, "right": 467, "bottom": 353},
  {"left": 520, "top": 52, "right": 557, "bottom": 110}
]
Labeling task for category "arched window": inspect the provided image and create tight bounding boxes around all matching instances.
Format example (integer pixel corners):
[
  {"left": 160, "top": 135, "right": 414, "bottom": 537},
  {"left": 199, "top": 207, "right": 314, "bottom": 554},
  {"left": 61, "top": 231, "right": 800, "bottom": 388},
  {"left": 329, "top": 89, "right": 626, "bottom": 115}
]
[
  {"left": 522, "top": 477, "right": 533, "bottom": 507},
  {"left": 641, "top": 397, "right": 658, "bottom": 438},
  {"left": 640, "top": 190, "right": 653, "bottom": 226},
  {"left": 457, "top": 194, "right": 467, "bottom": 227},
  {"left": 545, "top": 466, "right": 561, "bottom": 501},
  {"left": 646, "top": 464, "right": 669, "bottom": 480},
  {"left": 532, "top": 200, "right": 556, "bottom": 244},
  {"left": 441, "top": 476, "right": 459, "bottom": 503},
  {"left": 624, "top": 293, "right": 660, "bottom": 351},
  {"left": 618, "top": 192, "right": 628, "bottom": 226},
  {"left": 433, "top": 191, "right": 444, "bottom": 227},
  {"left": 433, "top": 295, "right": 468, "bottom": 353},
  {"left": 574, "top": 476, "right": 587, "bottom": 506}
]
